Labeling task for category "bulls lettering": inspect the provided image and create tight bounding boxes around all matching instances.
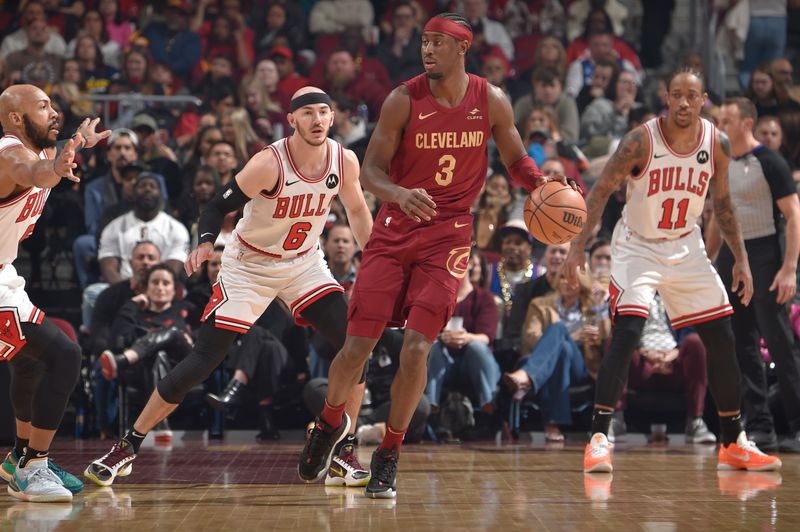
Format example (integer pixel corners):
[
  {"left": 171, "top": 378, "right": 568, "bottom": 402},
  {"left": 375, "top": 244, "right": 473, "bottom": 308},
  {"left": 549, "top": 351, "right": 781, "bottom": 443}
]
[
  {"left": 15, "top": 190, "right": 47, "bottom": 224},
  {"left": 273, "top": 193, "right": 328, "bottom": 219},
  {"left": 647, "top": 167, "right": 709, "bottom": 198}
]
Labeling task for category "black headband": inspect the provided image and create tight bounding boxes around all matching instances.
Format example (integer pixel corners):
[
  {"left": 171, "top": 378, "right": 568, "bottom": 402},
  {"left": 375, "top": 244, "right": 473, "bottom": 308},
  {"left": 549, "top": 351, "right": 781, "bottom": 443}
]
[{"left": 290, "top": 92, "right": 332, "bottom": 112}]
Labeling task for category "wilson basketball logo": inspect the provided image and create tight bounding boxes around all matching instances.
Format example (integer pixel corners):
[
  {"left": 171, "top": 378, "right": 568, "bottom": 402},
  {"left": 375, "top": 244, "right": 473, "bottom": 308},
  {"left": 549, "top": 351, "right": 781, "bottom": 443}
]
[
  {"left": 445, "top": 246, "right": 471, "bottom": 278},
  {"left": 563, "top": 211, "right": 584, "bottom": 229}
]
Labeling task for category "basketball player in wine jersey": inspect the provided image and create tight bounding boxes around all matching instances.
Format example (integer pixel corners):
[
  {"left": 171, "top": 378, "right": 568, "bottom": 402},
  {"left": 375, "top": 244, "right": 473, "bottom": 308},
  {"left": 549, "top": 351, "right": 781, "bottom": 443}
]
[
  {"left": 86, "top": 87, "right": 375, "bottom": 488},
  {"left": 561, "top": 70, "right": 781, "bottom": 474},
  {"left": 0, "top": 84, "right": 110, "bottom": 502},
  {"left": 299, "top": 13, "right": 569, "bottom": 499}
]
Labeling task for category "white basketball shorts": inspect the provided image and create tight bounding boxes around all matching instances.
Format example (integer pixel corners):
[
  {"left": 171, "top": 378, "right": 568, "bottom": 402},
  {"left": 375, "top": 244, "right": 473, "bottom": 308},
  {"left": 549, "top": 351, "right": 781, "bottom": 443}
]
[
  {"left": 201, "top": 242, "right": 343, "bottom": 333},
  {"left": 609, "top": 221, "right": 732, "bottom": 329},
  {"left": 0, "top": 263, "right": 43, "bottom": 360}
]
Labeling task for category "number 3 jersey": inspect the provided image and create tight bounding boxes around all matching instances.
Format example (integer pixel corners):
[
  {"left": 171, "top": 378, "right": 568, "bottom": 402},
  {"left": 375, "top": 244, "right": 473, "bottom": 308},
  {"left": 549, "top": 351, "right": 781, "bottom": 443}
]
[
  {"left": 388, "top": 73, "right": 491, "bottom": 217},
  {"left": 623, "top": 117, "right": 716, "bottom": 240},
  {"left": 232, "top": 136, "right": 344, "bottom": 259},
  {"left": 0, "top": 135, "right": 50, "bottom": 265}
]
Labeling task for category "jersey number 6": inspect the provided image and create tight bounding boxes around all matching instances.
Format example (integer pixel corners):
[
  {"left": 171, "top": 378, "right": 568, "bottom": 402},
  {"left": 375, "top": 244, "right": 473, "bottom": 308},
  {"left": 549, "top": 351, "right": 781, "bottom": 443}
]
[
  {"left": 435, "top": 154, "right": 457, "bottom": 186},
  {"left": 283, "top": 221, "right": 312, "bottom": 251}
]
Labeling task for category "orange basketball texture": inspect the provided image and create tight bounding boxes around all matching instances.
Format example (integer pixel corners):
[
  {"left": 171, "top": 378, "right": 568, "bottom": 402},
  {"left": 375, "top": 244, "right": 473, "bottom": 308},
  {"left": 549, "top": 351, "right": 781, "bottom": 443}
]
[{"left": 524, "top": 182, "right": 587, "bottom": 245}]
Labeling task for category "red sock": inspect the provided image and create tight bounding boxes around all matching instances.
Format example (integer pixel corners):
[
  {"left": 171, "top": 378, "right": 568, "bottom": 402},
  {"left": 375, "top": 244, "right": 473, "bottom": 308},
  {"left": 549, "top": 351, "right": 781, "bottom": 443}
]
[
  {"left": 320, "top": 399, "right": 346, "bottom": 429},
  {"left": 379, "top": 424, "right": 406, "bottom": 451}
]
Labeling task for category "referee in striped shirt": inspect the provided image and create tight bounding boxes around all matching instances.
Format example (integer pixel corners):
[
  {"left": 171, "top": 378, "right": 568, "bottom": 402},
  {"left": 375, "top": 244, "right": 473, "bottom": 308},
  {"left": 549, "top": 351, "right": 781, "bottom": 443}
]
[{"left": 707, "top": 97, "right": 800, "bottom": 453}]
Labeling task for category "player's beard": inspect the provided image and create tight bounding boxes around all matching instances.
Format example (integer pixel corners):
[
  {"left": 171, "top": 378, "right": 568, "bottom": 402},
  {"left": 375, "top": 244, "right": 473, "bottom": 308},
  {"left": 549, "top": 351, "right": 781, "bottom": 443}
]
[
  {"left": 23, "top": 114, "right": 57, "bottom": 150},
  {"left": 426, "top": 71, "right": 444, "bottom": 80},
  {"left": 296, "top": 123, "right": 328, "bottom": 147}
]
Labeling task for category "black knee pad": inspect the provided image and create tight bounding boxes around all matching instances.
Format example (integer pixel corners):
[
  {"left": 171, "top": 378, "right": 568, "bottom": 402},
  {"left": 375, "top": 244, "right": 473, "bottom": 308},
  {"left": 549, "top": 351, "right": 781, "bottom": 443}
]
[
  {"left": 17, "top": 319, "right": 82, "bottom": 430},
  {"left": 157, "top": 317, "right": 238, "bottom": 404},
  {"left": 8, "top": 355, "right": 42, "bottom": 422},
  {"left": 694, "top": 316, "right": 741, "bottom": 412},
  {"left": 300, "top": 292, "right": 348, "bottom": 352},
  {"left": 594, "top": 314, "right": 646, "bottom": 408}
]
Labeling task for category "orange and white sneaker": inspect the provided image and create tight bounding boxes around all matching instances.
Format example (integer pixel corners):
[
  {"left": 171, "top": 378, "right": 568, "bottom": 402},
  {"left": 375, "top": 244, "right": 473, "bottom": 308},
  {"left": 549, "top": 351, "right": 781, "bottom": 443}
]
[
  {"left": 718, "top": 432, "right": 782, "bottom": 471},
  {"left": 584, "top": 433, "right": 613, "bottom": 473}
]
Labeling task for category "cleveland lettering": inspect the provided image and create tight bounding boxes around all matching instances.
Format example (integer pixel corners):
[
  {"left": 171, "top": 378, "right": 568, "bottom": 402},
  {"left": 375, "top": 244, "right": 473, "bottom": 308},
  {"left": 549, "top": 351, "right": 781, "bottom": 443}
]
[{"left": 415, "top": 131, "right": 485, "bottom": 150}]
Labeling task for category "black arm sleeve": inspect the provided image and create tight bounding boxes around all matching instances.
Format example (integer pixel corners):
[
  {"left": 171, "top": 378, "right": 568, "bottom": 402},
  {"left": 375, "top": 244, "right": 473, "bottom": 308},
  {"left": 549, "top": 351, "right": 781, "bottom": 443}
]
[
  {"left": 197, "top": 178, "right": 251, "bottom": 245},
  {"left": 755, "top": 147, "right": 796, "bottom": 201}
]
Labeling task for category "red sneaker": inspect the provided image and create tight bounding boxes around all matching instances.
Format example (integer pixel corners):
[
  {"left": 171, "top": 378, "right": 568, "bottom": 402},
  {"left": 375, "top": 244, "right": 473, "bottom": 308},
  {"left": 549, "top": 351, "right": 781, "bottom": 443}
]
[
  {"left": 718, "top": 432, "right": 782, "bottom": 471},
  {"left": 584, "top": 433, "right": 613, "bottom": 473}
]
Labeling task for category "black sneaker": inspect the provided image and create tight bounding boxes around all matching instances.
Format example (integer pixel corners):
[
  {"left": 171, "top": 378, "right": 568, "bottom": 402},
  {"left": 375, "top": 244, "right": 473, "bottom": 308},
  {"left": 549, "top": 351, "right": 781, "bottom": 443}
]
[
  {"left": 365, "top": 447, "right": 398, "bottom": 499},
  {"left": 298, "top": 413, "right": 351, "bottom": 482}
]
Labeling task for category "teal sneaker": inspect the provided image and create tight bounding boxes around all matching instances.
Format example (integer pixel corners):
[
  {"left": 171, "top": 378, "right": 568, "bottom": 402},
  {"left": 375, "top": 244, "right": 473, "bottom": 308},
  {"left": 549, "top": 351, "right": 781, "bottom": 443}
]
[
  {"left": 8, "top": 458, "right": 72, "bottom": 503},
  {"left": 1, "top": 450, "right": 83, "bottom": 494}
]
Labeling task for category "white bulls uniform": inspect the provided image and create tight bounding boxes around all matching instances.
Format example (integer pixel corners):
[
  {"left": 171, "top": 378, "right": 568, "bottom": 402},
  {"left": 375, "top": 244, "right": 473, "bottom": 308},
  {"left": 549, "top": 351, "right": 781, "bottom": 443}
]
[
  {"left": 0, "top": 135, "right": 50, "bottom": 359},
  {"left": 609, "top": 117, "right": 733, "bottom": 328},
  {"left": 202, "top": 137, "right": 346, "bottom": 333}
]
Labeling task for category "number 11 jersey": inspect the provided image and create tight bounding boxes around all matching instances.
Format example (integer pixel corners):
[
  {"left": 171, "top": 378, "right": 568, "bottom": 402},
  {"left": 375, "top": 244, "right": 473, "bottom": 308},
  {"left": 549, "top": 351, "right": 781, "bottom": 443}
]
[
  {"left": 389, "top": 73, "right": 491, "bottom": 217},
  {"left": 623, "top": 117, "right": 717, "bottom": 240}
]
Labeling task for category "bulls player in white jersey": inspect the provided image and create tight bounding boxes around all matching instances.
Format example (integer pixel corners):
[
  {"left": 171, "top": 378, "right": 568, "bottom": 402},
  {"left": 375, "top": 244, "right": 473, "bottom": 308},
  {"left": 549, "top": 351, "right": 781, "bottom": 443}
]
[
  {"left": 0, "top": 84, "right": 110, "bottom": 502},
  {"left": 86, "top": 87, "right": 375, "bottom": 488},
  {"left": 562, "top": 70, "right": 781, "bottom": 474}
]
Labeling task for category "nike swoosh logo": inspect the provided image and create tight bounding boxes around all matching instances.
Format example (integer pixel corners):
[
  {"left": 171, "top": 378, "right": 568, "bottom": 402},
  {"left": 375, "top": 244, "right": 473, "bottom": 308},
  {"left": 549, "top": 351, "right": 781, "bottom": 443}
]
[
  {"left": 418, "top": 111, "right": 437, "bottom": 120},
  {"left": 200, "top": 232, "right": 214, "bottom": 238},
  {"left": 285, "top": 180, "right": 300, "bottom": 186},
  {"left": 454, "top": 221, "right": 470, "bottom": 228},
  {"left": 728, "top": 451, "right": 750, "bottom": 462},
  {"left": 653, "top": 153, "right": 668, "bottom": 159}
]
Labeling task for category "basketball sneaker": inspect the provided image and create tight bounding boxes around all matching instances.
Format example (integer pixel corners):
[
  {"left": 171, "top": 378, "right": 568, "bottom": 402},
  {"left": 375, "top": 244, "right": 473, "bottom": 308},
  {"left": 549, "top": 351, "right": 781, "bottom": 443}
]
[
  {"left": 718, "top": 432, "right": 782, "bottom": 471},
  {"left": 298, "top": 414, "right": 351, "bottom": 482},
  {"left": 84, "top": 439, "right": 136, "bottom": 487},
  {"left": 583, "top": 433, "right": 613, "bottom": 473},
  {"left": 99, "top": 350, "right": 123, "bottom": 380},
  {"left": 8, "top": 458, "right": 72, "bottom": 502},
  {"left": 325, "top": 436, "right": 370, "bottom": 487},
  {"left": 1, "top": 450, "right": 83, "bottom": 494},
  {"left": 364, "top": 448, "right": 398, "bottom": 499}
]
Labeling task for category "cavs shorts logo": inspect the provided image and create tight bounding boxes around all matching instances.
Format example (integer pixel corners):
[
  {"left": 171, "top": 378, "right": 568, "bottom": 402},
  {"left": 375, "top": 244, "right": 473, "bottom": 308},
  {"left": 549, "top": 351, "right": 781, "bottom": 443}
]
[
  {"left": 446, "top": 246, "right": 471, "bottom": 279},
  {"left": 0, "top": 308, "right": 26, "bottom": 361}
]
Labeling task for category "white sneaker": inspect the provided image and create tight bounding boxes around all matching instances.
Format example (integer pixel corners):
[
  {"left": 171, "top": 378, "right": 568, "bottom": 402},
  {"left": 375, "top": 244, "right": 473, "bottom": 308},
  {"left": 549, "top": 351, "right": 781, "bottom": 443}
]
[{"left": 8, "top": 458, "right": 72, "bottom": 503}]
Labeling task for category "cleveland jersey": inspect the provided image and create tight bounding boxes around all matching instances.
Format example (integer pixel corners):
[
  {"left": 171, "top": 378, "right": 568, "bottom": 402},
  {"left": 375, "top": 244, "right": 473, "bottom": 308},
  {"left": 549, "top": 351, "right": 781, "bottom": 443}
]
[
  {"left": 232, "top": 137, "right": 343, "bottom": 259},
  {"left": 623, "top": 117, "right": 716, "bottom": 240},
  {"left": 0, "top": 135, "right": 50, "bottom": 265},
  {"left": 389, "top": 73, "right": 491, "bottom": 217}
]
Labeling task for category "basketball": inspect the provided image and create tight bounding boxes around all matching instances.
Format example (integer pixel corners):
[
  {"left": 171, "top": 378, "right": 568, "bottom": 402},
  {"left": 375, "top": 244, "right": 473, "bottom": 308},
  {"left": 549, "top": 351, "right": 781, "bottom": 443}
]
[{"left": 524, "top": 181, "right": 587, "bottom": 245}]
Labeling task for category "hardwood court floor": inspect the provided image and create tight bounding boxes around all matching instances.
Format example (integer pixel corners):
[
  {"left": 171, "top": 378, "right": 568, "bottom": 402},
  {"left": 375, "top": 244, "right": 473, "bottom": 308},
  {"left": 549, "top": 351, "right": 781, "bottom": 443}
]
[{"left": 1, "top": 435, "right": 798, "bottom": 531}]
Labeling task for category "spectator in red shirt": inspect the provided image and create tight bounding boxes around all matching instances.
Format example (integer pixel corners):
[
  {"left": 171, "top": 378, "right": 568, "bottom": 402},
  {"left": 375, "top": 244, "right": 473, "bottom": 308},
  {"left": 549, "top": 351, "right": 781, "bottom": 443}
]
[
  {"left": 321, "top": 49, "right": 389, "bottom": 122},
  {"left": 268, "top": 46, "right": 309, "bottom": 112}
]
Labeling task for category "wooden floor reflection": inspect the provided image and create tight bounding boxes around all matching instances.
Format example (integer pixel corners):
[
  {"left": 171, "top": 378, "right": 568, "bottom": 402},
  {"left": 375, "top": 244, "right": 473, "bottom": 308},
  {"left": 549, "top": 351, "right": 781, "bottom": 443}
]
[{"left": 2, "top": 435, "right": 798, "bottom": 531}]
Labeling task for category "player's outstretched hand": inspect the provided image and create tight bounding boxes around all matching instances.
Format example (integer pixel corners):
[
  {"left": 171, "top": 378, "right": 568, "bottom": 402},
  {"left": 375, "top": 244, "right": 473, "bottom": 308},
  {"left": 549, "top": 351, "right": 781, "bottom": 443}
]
[
  {"left": 731, "top": 260, "right": 754, "bottom": 306},
  {"left": 185, "top": 242, "right": 214, "bottom": 277},
  {"left": 55, "top": 134, "right": 82, "bottom": 182},
  {"left": 397, "top": 187, "right": 437, "bottom": 222},
  {"left": 562, "top": 241, "right": 586, "bottom": 287},
  {"left": 76, "top": 117, "right": 112, "bottom": 148}
]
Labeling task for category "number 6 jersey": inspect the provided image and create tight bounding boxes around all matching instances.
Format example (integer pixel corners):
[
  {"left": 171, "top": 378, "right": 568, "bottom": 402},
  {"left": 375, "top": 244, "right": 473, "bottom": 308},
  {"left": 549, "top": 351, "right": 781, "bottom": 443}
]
[
  {"left": 232, "top": 136, "right": 344, "bottom": 259},
  {"left": 623, "top": 117, "right": 716, "bottom": 240},
  {"left": 388, "top": 73, "right": 491, "bottom": 217}
]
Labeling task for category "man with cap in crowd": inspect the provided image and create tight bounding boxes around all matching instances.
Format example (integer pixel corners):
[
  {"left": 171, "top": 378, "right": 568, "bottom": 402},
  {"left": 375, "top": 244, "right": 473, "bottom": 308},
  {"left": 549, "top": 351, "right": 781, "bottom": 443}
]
[
  {"left": 141, "top": 0, "right": 202, "bottom": 78},
  {"left": 269, "top": 46, "right": 310, "bottom": 112},
  {"left": 131, "top": 113, "right": 181, "bottom": 204},
  {"left": 489, "top": 219, "right": 543, "bottom": 323}
]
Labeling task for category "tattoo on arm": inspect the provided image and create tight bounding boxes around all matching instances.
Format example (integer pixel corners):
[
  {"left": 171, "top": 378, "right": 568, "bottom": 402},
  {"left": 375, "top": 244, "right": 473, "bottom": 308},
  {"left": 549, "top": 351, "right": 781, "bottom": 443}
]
[
  {"left": 574, "top": 127, "right": 646, "bottom": 247},
  {"left": 712, "top": 130, "right": 747, "bottom": 260}
]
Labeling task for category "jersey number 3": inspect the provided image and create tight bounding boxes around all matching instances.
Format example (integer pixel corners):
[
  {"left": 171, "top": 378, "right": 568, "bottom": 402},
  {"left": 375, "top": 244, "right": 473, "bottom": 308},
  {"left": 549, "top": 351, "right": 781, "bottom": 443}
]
[
  {"left": 435, "top": 155, "right": 456, "bottom": 186},
  {"left": 283, "top": 221, "right": 312, "bottom": 251},
  {"left": 657, "top": 198, "right": 689, "bottom": 230}
]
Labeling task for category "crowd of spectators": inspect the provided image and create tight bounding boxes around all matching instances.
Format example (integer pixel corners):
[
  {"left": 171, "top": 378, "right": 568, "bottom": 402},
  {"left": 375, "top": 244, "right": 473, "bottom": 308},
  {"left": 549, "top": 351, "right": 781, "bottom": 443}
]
[{"left": 1, "top": 0, "right": 799, "bottom": 444}]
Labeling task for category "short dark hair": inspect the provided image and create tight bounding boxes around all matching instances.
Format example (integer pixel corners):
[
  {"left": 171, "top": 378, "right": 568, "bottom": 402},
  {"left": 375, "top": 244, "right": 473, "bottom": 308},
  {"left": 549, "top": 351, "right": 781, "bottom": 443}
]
[
  {"left": 208, "top": 139, "right": 236, "bottom": 153},
  {"left": 331, "top": 92, "right": 354, "bottom": 113},
  {"left": 667, "top": 67, "right": 706, "bottom": 92},
  {"left": 433, "top": 12, "right": 472, "bottom": 32},
  {"left": 723, "top": 96, "right": 758, "bottom": 122},
  {"left": 588, "top": 238, "right": 611, "bottom": 257},
  {"left": 532, "top": 66, "right": 561, "bottom": 85},
  {"left": 145, "top": 263, "right": 177, "bottom": 287}
]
